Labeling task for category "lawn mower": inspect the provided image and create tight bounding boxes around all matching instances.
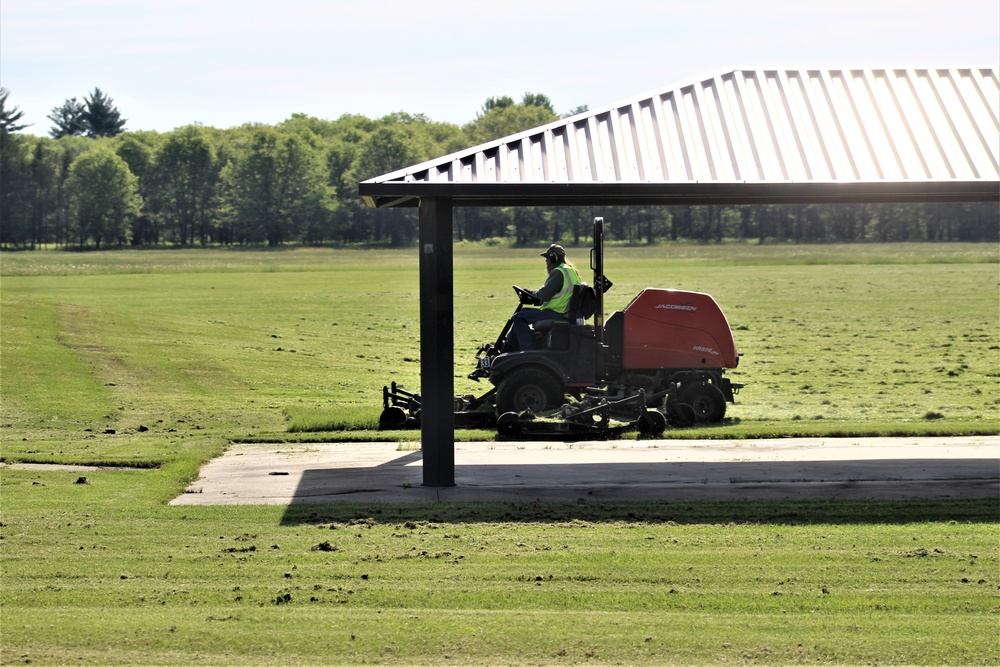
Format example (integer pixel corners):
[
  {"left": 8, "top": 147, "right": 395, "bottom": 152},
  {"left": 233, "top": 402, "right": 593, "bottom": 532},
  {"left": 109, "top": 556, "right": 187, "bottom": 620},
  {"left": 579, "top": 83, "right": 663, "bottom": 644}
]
[{"left": 380, "top": 217, "right": 743, "bottom": 436}]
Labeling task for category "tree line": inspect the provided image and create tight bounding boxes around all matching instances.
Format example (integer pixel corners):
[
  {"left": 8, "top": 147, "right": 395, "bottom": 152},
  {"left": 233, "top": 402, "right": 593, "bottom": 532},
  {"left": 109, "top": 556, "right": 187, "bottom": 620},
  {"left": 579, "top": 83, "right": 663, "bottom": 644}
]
[{"left": 1, "top": 88, "right": 997, "bottom": 250}]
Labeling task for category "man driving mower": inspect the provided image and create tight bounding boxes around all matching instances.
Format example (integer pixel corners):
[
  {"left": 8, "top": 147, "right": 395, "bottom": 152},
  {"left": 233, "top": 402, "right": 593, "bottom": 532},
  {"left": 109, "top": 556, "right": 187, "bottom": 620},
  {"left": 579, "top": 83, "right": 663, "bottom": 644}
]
[{"left": 505, "top": 244, "right": 582, "bottom": 351}]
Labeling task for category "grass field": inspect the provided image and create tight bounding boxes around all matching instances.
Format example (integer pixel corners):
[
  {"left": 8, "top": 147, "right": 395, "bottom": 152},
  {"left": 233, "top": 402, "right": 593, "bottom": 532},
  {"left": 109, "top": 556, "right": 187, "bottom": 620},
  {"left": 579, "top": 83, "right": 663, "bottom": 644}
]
[
  {"left": 1, "top": 242, "right": 998, "bottom": 665},
  {"left": 2, "top": 243, "right": 998, "bottom": 460}
]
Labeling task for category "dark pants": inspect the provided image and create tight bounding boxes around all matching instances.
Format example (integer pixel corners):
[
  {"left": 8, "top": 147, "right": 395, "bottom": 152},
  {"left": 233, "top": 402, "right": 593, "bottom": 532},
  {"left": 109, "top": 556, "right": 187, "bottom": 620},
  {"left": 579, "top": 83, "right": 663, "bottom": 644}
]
[{"left": 508, "top": 308, "right": 561, "bottom": 351}]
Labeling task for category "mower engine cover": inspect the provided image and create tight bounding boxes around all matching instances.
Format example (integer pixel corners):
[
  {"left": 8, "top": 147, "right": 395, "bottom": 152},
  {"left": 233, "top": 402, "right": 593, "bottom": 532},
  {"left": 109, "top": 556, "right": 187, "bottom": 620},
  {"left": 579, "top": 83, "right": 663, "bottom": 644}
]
[{"left": 621, "top": 288, "right": 740, "bottom": 370}]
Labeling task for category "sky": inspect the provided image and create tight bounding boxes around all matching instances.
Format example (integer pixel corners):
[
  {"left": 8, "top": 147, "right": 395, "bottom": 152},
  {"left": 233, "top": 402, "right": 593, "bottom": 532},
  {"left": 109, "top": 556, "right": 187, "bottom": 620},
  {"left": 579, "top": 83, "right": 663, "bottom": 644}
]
[{"left": 2, "top": 0, "right": 998, "bottom": 137}]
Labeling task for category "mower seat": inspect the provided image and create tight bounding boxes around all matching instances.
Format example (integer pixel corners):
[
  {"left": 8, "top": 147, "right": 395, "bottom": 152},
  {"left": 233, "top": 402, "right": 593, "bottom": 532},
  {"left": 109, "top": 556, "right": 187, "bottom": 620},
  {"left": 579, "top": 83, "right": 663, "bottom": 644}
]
[
  {"left": 533, "top": 283, "right": 596, "bottom": 329},
  {"left": 530, "top": 283, "right": 598, "bottom": 345},
  {"left": 569, "top": 283, "right": 598, "bottom": 324}
]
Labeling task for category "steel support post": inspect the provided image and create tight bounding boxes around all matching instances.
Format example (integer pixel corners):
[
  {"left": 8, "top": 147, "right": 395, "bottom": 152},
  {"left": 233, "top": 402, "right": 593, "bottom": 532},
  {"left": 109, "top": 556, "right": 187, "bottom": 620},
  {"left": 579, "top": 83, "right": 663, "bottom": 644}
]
[{"left": 418, "top": 198, "right": 455, "bottom": 487}]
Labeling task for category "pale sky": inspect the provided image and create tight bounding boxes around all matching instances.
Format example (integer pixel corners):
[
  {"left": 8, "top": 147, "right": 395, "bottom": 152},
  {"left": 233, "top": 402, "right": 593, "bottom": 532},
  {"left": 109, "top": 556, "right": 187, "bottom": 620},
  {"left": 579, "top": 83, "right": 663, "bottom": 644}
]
[{"left": 2, "top": 0, "right": 997, "bottom": 136}]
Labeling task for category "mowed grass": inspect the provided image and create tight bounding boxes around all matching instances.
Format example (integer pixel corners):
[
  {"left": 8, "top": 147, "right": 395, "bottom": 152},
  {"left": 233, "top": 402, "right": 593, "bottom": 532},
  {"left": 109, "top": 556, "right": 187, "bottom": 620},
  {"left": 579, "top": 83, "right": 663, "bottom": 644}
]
[
  {"left": 1, "top": 469, "right": 996, "bottom": 666},
  {"left": 1, "top": 243, "right": 997, "bottom": 462},
  {"left": 1, "top": 242, "right": 999, "bottom": 665}
]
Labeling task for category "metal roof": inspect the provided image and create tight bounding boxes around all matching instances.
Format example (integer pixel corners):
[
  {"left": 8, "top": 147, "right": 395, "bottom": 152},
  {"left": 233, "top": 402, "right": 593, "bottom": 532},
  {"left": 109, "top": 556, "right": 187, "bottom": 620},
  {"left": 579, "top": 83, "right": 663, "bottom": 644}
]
[{"left": 360, "top": 67, "right": 999, "bottom": 208}]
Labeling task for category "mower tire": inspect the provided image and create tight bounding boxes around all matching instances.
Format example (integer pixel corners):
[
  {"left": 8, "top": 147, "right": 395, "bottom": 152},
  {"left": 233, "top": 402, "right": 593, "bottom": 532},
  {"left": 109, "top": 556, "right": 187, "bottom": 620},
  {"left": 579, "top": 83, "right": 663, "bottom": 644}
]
[
  {"left": 677, "top": 382, "right": 727, "bottom": 422},
  {"left": 497, "top": 411, "right": 521, "bottom": 436},
  {"left": 378, "top": 406, "right": 408, "bottom": 430},
  {"left": 637, "top": 409, "right": 667, "bottom": 436},
  {"left": 496, "top": 367, "right": 564, "bottom": 414},
  {"left": 667, "top": 402, "right": 697, "bottom": 427}
]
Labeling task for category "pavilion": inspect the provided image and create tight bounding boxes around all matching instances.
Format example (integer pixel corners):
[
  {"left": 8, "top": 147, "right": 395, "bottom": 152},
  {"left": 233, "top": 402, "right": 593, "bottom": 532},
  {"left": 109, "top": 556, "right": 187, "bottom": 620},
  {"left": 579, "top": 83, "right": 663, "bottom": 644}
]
[{"left": 359, "top": 67, "right": 999, "bottom": 486}]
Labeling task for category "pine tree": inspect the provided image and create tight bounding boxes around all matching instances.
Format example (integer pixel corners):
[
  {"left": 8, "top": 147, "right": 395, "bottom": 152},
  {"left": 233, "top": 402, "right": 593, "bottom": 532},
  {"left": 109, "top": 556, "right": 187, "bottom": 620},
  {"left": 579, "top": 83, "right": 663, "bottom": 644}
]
[
  {"left": 48, "top": 98, "right": 87, "bottom": 138},
  {"left": 83, "top": 88, "right": 126, "bottom": 138},
  {"left": 0, "top": 87, "right": 29, "bottom": 133}
]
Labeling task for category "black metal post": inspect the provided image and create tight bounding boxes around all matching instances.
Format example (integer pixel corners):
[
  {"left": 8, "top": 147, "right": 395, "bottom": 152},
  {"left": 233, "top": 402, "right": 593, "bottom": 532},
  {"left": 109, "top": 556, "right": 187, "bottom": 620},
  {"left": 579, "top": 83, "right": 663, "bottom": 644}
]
[
  {"left": 592, "top": 217, "right": 609, "bottom": 379},
  {"left": 418, "top": 198, "right": 455, "bottom": 487},
  {"left": 593, "top": 217, "right": 605, "bottom": 337}
]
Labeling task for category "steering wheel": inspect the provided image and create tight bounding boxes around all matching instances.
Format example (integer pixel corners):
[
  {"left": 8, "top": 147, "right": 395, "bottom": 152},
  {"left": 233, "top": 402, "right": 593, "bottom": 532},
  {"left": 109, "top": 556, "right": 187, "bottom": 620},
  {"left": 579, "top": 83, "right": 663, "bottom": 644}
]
[{"left": 512, "top": 285, "right": 541, "bottom": 306}]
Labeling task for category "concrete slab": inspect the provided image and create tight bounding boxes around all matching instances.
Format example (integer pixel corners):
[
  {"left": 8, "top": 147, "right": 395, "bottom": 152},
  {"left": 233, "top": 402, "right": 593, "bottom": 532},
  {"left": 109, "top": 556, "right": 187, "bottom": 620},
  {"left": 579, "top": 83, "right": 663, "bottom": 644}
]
[{"left": 171, "top": 436, "right": 1000, "bottom": 505}]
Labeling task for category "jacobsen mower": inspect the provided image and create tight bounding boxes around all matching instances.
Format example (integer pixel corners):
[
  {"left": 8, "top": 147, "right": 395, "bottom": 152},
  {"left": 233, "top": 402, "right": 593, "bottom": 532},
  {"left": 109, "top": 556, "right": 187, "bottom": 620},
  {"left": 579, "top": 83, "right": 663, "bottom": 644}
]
[{"left": 380, "top": 217, "right": 743, "bottom": 436}]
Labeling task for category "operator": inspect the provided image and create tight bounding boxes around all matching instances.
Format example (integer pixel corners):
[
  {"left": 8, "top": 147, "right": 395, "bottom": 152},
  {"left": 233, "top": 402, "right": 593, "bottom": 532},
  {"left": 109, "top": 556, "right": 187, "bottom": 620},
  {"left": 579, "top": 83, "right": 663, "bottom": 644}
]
[{"left": 506, "top": 244, "right": 582, "bottom": 351}]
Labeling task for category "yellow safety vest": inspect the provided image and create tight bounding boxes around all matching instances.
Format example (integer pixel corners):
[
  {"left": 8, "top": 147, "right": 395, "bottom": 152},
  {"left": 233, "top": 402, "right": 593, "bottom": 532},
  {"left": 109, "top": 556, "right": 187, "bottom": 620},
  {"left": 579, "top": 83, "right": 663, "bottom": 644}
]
[{"left": 542, "top": 263, "right": 582, "bottom": 313}]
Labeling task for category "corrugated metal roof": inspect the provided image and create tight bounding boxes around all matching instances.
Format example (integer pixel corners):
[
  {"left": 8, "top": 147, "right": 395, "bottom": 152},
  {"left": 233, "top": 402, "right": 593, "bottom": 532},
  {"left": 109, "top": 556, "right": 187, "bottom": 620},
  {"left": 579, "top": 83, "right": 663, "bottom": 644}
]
[{"left": 360, "top": 68, "right": 999, "bottom": 207}]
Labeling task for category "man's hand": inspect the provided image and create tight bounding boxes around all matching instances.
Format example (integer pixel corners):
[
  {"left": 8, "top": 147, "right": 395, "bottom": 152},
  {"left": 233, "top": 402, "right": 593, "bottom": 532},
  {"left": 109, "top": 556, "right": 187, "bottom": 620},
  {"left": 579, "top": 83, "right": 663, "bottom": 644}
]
[{"left": 514, "top": 285, "right": 542, "bottom": 306}]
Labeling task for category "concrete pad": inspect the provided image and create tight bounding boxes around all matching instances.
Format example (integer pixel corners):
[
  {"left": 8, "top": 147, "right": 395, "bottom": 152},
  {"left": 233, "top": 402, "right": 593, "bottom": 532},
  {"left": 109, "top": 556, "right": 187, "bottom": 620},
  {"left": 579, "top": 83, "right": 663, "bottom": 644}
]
[{"left": 171, "top": 436, "right": 1000, "bottom": 505}]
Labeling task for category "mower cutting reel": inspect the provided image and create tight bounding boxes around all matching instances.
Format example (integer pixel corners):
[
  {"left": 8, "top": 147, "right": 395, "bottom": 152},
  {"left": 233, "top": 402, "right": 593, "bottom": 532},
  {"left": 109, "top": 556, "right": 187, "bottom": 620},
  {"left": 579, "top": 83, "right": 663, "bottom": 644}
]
[
  {"left": 380, "top": 381, "right": 496, "bottom": 430},
  {"left": 379, "top": 382, "right": 420, "bottom": 430},
  {"left": 494, "top": 390, "right": 667, "bottom": 438}
]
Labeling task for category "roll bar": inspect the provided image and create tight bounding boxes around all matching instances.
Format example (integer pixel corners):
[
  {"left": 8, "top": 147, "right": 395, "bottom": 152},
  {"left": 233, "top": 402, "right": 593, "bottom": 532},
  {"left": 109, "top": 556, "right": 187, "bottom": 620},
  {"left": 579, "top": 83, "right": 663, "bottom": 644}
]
[{"left": 590, "top": 217, "right": 605, "bottom": 344}]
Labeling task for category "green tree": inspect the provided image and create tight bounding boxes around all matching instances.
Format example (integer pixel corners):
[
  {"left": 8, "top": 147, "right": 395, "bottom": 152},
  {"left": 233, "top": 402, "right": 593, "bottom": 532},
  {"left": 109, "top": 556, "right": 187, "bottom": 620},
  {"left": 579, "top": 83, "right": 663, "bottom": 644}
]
[
  {"left": 481, "top": 96, "right": 514, "bottom": 113},
  {"left": 51, "top": 136, "right": 93, "bottom": 244},
  {"left": 48, "top": 98, "right": 87, "bottom": 138},
  {"left": 324, "top": 136, "right": 359, "bottom": 242},
  {"left": 510, "top": 207, "right": 549, "bottom": 246},
  {"left": 350, "top": 124, "right": 420, "bottom": 180},
  {"left": 156, "top": 125, "right": 220, "bottom": 245},
  {"left": 49, "top": 88, "right": 127, "bottom": 138},
  {"left": 220, "top": 127, "right": 278, "bottom": 244},
  {"left": 0, "top": 132, "right": 31, "bottom": 247},
  {"left": 0, "top": 87, "right": 29, "bottom": 133},
  {"left": 326, "top": 136, "right": 358, "bottom": 198},
  {"left": 83, "top": 88, "right": 127, "bottom": 138},
  {"left": 272, "top": 130, "right": 333, "bottom": 245},
  {"left": 346, "top": 124, "right": 422, "bottom": 245},
  {"left": 115, "top": 132, "right": 162, "bottom": 244},
  {"left": 27, "top": 140, "right": 60, "bottom": 247},
  {"left": 463, "top": 97, "right": 559, "bottom": 145},
  {"left": 66, "top": 146, "right": 141, "bottom": 248},
  {"left": 455, "top": 206, "right": 510, "bottom": 242},
  {"left": 562, "top": 105, "right": 589, "bottom": 118},
  {"left": 2, "top": 134, "right": 89, "bottom": 247},
  {"left": 521, "top": 92, "right": 555, "bottom": 114},
  {"left": 220, "top": 126, "right": 332, "bottom": 246}
]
